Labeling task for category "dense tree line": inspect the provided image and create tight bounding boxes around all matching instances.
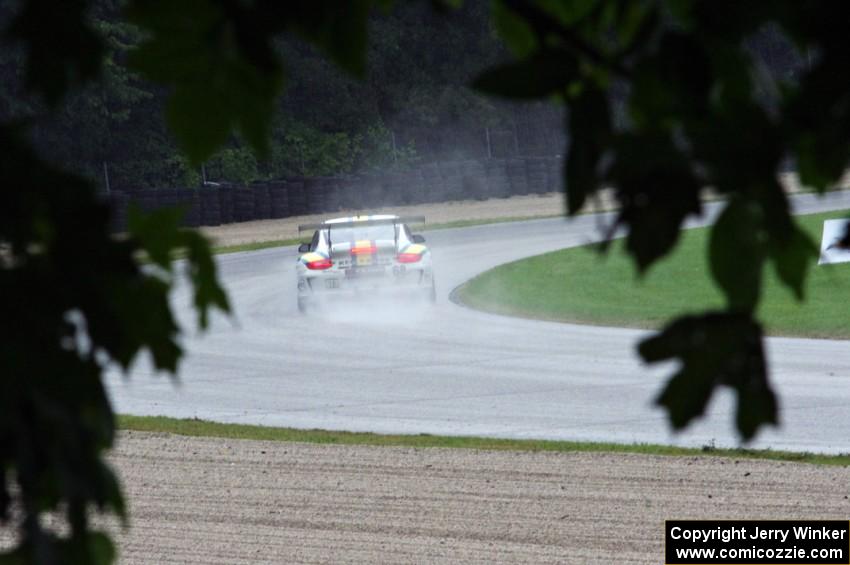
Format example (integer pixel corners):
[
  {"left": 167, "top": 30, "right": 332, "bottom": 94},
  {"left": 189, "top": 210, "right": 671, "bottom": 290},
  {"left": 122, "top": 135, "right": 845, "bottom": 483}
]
[
  {"left": 0, "top": 1, "right": 803, "bottom": 193},
  {"left": 0, "top": 0, "right": 564, "bottom": 192}
]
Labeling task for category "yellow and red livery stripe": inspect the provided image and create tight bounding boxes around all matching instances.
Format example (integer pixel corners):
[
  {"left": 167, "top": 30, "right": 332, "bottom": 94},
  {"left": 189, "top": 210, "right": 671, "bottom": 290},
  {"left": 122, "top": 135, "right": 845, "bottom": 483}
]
[
  {"left": 402, "top": 243, "right": 426, "bottom": 255},
  {"left": 300, "top": 252, "right": 327, "bottom": 263},
  {"left": 350, "top": 240, "right": 377, "bottom": 255}
]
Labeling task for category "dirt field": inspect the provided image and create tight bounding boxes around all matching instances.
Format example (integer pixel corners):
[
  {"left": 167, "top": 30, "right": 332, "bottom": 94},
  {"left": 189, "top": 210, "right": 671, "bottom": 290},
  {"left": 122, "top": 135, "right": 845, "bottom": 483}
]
[{"left": 100, "top": 431, "right": 848, "bottom": 564}]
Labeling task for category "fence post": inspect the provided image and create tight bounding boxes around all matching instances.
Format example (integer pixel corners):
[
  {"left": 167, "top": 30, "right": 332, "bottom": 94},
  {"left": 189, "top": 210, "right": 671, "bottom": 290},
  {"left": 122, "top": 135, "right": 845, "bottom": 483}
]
[
  {"left": 485, "top": 127, "right": 492, "bottom": 159},
  {"left": 391, "top": 130, "right": 398, "bottom": 163},
  {"left": 102, "top": 162, "right": 111, "bottom": 194}
]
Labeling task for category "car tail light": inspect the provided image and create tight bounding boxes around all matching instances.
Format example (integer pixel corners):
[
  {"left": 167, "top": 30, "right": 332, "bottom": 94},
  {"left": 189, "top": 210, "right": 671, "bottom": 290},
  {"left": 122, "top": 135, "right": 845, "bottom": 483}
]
[
  {"left": 306, "top": 258, "right": 333, "bottom": 270},
  {"left": 397, "top": 252, "right": 422, "bottom": 263}
]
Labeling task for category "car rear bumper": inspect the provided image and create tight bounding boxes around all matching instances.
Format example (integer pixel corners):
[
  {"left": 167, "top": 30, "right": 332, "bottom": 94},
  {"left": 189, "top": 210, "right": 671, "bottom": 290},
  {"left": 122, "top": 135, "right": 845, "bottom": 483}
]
[{"left": 298, "top": 267, "right": 433, "bottom": 301}]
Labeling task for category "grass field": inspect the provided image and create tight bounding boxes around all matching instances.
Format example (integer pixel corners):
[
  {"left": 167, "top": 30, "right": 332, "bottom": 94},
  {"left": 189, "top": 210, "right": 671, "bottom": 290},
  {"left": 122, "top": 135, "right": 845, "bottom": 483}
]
[
  {"left": 118, "top": 415, "right": 850, "bottom": 466},
  {"left": 456, "top": 209, "right": 850, "bottom": 338}
]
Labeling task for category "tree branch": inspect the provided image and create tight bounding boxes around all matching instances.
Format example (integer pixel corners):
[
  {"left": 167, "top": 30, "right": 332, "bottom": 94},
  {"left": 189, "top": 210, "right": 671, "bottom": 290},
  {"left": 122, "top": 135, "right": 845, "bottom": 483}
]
[{"left": 502, "top": 0, "right": 631, "bottom": 78}]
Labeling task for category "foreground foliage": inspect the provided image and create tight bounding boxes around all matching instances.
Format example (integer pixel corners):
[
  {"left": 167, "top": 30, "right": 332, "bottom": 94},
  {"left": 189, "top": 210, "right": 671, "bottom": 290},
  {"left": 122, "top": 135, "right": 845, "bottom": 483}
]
[
  {"left": 0, "top": 1, "right": 374, "bottom": 563},
  {"left": 3, "top": 1, "right": 850, "bottom": 563}
]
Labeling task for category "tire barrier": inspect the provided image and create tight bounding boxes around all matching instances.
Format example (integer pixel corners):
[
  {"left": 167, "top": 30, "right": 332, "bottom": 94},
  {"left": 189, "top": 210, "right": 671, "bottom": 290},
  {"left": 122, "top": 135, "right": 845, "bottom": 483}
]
[
  {"left": 268, "top": 182, "right": 289, "bottom": 219},
  {"left": 546, "top": 156, "right": 562, "bottom": 193},
  {"left": 360, "top": 175, "right": 385, "bottom": 210},
  {"left": 507, "top": 158, "right": 530, "bottom": 196},
  {"left": 461, "top": 159, "right": 488, "bottom": 201},
  {"left": 219, "top": 185, "right": 235, "bottom": 224},
  {"left": 253, "top": 182, "right": 271, "bottom": 220},
  {"left": 526, "top": 157, "right": 549, "bottom": 195},
  {"left": 337, "top": 176, "right": 363, "bottom": 210},
  {"left": 199, "top": 188, "right": 222, "bottom": 226},
  {"left": 381, "top": 172, "right": 403, "bottom": 206},
  {"left": 234, "top": 187, "right": 255, "bottom": 222},
  {"left": 485, "top": 159, "right": 511, "bottom": 199},
  {"left": 438, "top": 161, "right": 464, "bottom": 201},
  {"left": 153, "top": 188, "right": 199, "bottom": 227},
  {"left": 107, "top": 156, "right": 566, "bottom": 232},
  {"left": 402, "top": 168, "right": 427, "bottom": 205},
  {"left": 287, "top": 180, "right": 307, "bottom": 216},
  {"left": 304, "top": 178, "right": 330, "bottom": 214},
  {"left": 419, "top": 163, "right": 445, "bottom": 203},
  {"left": 108, "top": 192, "right": 129, "bottom": 232},
  {"left": 323, "top": 178, "right": 342, "bottom": 213},
  {"left": 129, "top": 188, "right": 159, "bottom": 213}
]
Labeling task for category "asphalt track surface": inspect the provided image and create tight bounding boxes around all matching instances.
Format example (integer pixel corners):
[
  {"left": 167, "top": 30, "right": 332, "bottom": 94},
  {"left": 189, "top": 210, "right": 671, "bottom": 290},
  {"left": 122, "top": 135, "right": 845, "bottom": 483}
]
[{"left": 106, "top": 191, "right": 850, "bottom": 453}]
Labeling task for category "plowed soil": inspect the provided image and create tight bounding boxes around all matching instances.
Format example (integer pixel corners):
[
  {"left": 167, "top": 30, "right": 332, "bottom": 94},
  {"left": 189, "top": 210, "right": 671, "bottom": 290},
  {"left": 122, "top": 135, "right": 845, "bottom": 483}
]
[{"left": 106, "top": 431, "right": 848, "bottom": 564}]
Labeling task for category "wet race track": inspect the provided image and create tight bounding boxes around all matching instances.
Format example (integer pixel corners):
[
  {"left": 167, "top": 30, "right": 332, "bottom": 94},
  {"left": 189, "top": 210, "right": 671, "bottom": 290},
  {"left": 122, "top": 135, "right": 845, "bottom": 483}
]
[{"left": 106, "top": 192, "right": 850, "bottom": 453}]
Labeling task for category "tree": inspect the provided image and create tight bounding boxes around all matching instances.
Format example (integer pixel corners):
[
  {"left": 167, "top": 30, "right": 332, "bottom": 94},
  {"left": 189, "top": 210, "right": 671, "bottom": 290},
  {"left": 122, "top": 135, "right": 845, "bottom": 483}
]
[{"left": 2, "top": 1, "right": 849, "bottom": 563}]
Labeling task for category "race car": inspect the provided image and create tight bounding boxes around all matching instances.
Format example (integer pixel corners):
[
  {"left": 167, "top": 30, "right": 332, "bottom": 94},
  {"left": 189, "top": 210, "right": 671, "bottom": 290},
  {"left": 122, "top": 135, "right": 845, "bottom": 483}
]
[{"left": 295, "top": 214, "right": 436, "bottom": 312}]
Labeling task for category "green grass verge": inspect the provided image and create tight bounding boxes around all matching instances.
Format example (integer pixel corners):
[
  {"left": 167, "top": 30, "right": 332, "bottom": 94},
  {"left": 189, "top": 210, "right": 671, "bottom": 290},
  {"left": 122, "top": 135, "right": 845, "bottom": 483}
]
[
  {"left": 211, "top": 238, "right": 303, "bottom": 255},
  {"left": 456, "top": 209, "right": 850, "bottom": 339},
  {"left": 118, "top": 415, "right": 850, "bottom": 466}
]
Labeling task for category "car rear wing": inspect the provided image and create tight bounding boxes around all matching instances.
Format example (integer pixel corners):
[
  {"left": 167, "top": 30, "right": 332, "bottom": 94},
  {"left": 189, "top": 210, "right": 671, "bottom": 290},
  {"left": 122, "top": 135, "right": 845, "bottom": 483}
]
[{"left": 297, "top": 216, "right": 426, "bottom": 233}]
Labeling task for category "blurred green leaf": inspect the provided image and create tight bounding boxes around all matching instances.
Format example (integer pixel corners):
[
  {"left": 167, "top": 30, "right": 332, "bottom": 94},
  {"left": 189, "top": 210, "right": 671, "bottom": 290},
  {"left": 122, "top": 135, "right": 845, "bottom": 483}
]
[
  {"left": 49, "top": 531, "right": 116, "bottom": 565},
  {"left": 110, "top": 276, "right": 182, "bottom": 372},
  {"left": 535, "top": 0, "right": 598, "bottom": 27},
  {"left": 707, "top": 44, "right": 753, "bottom": 109},
  {"left": 709, "top": 198, "right": 764, "bottom": 312},
  {"left": 492, "top": 0, "right": 537, "bottom": 56},
  {"left": 5, "top": 0, "right": 103, "bottom": 106},
  {"left": 181, "top": 230, "right": 231, "bottom": 329},
  {"left": 565, "top": 85, "right": 611, "bottom": 215},
  {"left": 0, "top": 466, "right": 7, "bottom": 522},
  {"left": 127, "top": 0, "right": 283, "bottom": 164},
  {"left": 689, "top": 1, "right": 776, "bottom": 42},
  {"left": 128, "top": 205, "right": 185, "bottom": 270},
  {"left": 607, "top": 133, "right": 701, "bottom": 272},
  {"left": 165, "top": 88, "right": 234, "bottom": 165},
  {"left": 616, "top": 2, "right": 656, "bottom": 54},
  {"left": 735, "top": 373, "right": 779, "bottom": 445},
  {"left": 640, "top": 312, "right": 777, "bottom": 441},
  {"left": 690, "top": 100, "right": 782, "bottom": 198},
  {"left": 0, "top": 548, "right": 26, "bottom": 564},
  {"left": 630, "top": 32, "right": 712, "bottom": 128},
  {"left": 88, "top": 532, "right": 117, "bottom": 565},
  {"left": 473, "top": 49, "right": 577, "bottom": 99},
  {"left": 769, "top": 223, "right": 817, "bottom": 301},
  {"left": 286, "top": 1, "right": 372, "bottom": 78},
  {"left": 788, "top": 61, "right": 850, "bottom": 192}
]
